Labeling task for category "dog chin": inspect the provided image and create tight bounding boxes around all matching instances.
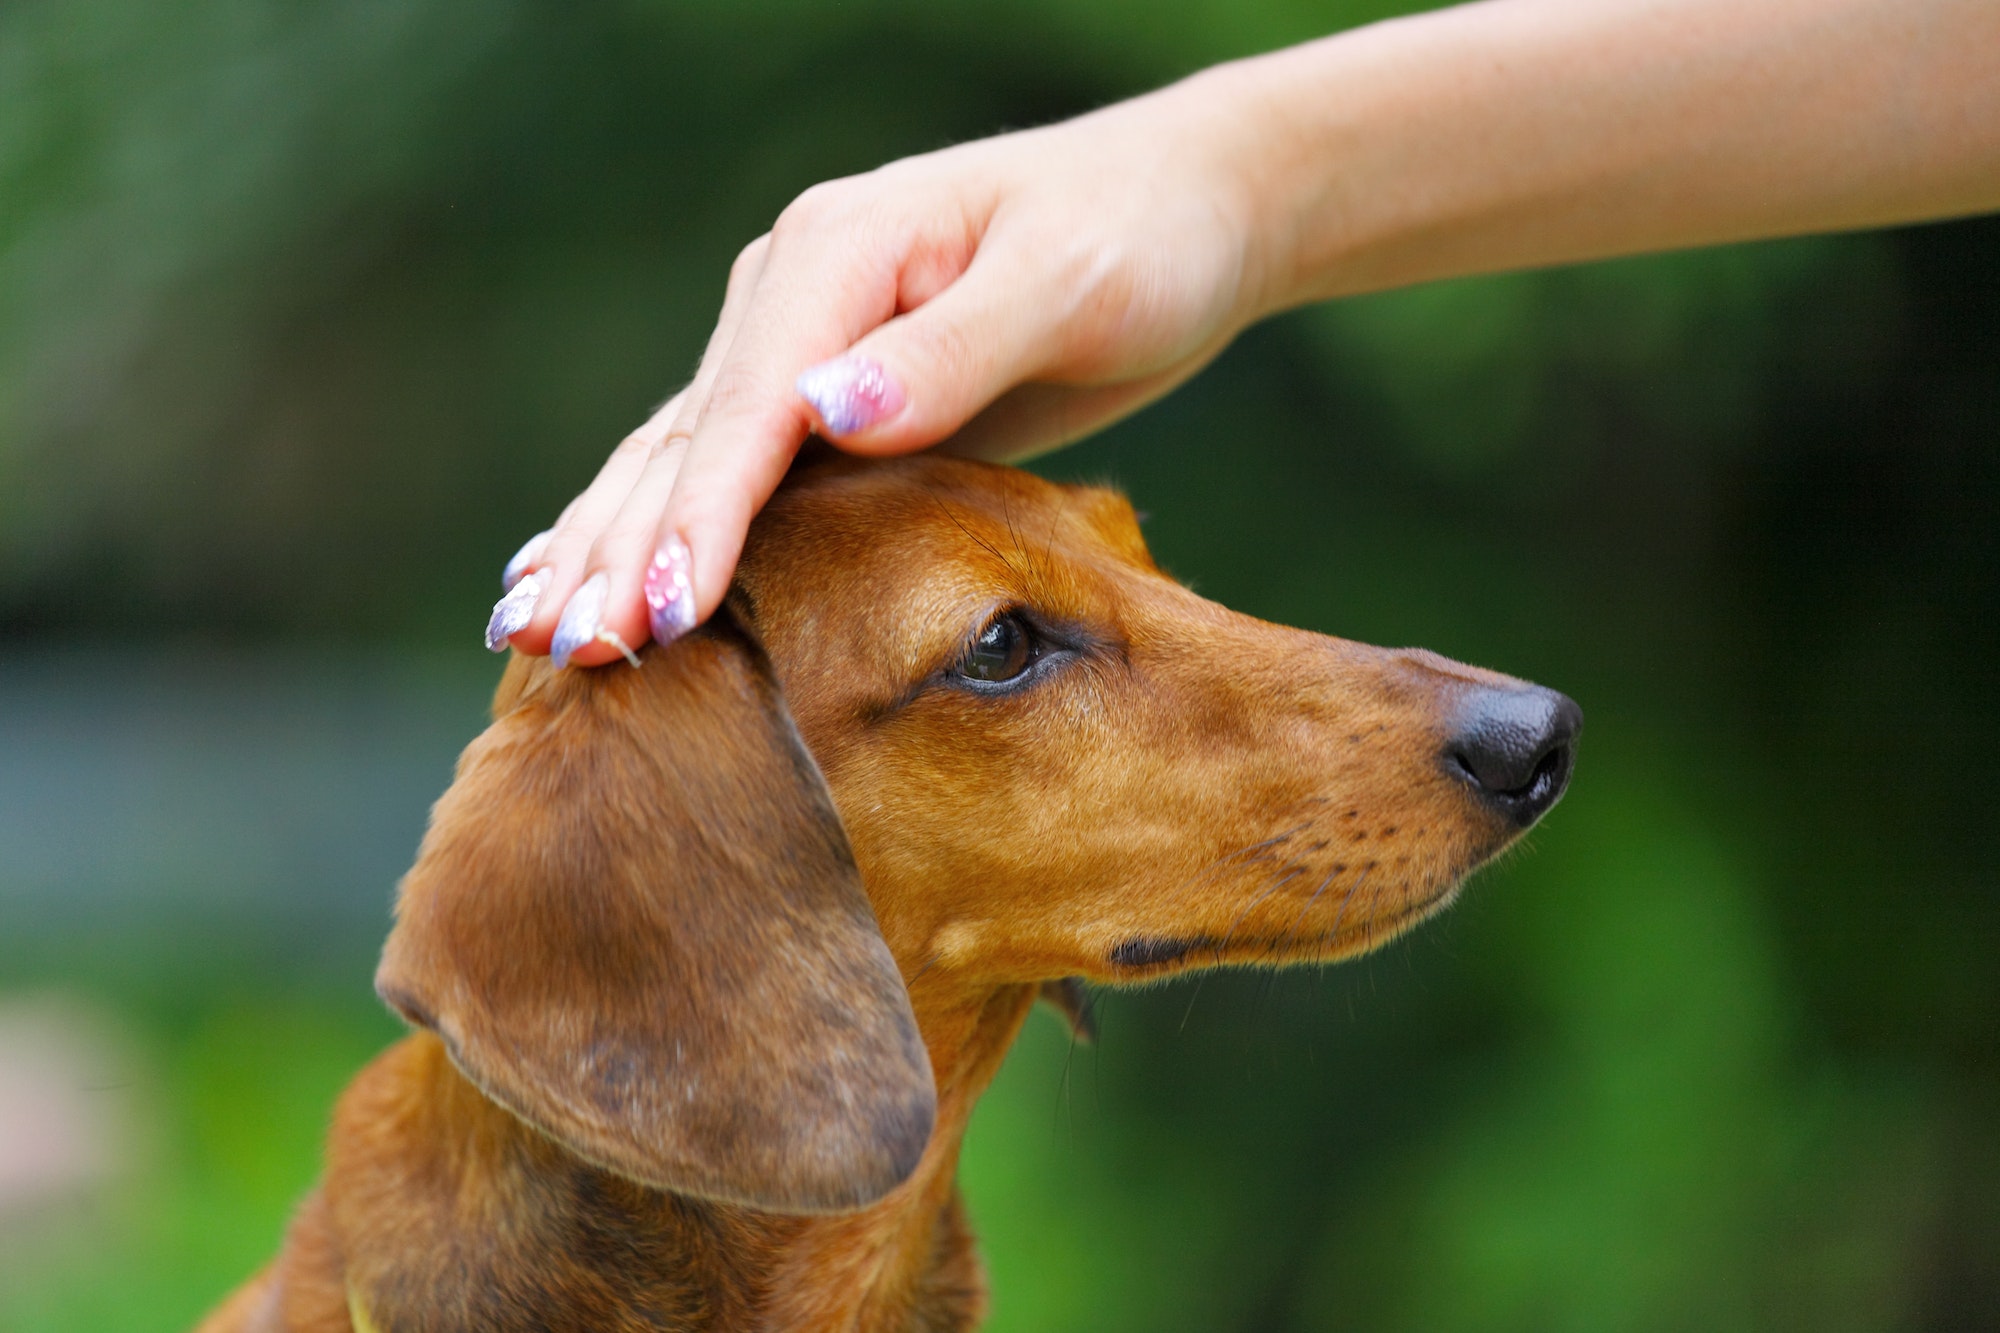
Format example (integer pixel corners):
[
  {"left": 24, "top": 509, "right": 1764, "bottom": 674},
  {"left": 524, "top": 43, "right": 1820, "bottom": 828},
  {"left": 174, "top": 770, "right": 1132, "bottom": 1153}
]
[
  {"left": 1105, "top": 875, "right": 1476, "bottom": 981},
  {"left": 1289, "top": 877, "right": 1473, "bottom": 966}
]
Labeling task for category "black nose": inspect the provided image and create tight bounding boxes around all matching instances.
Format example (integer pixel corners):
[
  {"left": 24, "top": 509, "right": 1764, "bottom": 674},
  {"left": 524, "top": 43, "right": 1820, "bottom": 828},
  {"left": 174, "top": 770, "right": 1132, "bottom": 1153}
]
[{"left": 1446, "top": 686, "right": 1582, "bottom": 827}]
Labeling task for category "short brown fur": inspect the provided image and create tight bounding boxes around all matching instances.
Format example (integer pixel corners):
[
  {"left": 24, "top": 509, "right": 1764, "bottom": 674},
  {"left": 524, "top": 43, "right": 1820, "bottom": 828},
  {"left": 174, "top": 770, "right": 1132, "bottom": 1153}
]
[{"left": 201, "top": 455, "right": 1555, "bottom": 1332}]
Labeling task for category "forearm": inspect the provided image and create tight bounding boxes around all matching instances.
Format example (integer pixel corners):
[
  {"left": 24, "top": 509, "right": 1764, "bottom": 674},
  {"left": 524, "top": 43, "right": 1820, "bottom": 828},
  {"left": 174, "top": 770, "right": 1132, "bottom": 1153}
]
[
  {"left": 498, "top": 0, "right": 1996, "bottom": 657},
  {"left": 1200, "top": 0, "right": 2000, "bottom": 314}
]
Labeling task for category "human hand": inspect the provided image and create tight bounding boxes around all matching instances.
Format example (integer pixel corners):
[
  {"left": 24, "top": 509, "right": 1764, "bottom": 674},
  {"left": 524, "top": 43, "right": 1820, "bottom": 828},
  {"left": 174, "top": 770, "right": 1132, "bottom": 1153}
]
[
  {"left": 483, "top": 67, "right": 1281, "bottom": 667},
  {"left": 485, "top": 0, "right": 2000, "bottom": 669}
]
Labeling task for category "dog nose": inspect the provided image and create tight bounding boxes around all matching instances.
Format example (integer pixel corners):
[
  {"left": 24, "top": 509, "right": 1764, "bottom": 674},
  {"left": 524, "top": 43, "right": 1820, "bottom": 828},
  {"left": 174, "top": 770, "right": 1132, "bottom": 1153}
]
[{"left": 1446, "top": 685, "right": 1582, "bottom": 827}]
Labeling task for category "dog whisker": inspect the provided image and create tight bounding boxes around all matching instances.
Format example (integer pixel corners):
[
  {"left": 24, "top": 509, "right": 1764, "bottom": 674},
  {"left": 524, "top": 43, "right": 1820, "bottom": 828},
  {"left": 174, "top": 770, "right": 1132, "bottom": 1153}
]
[
  {"left": 1176, "top": 971, "right": 1209, "bottom": 1033},
  {"left": 1216, "top": 864, "right": 1309, "bottom": 959},
  {"left": 926, "top": 490, "right": 1022, "bottom": 580},
  {"left": 1265, "top": 862, "right": 1343, "bottom": 965},
  {"left": 1279, "top": 878, "right": 1335, "bottom": 968},
  {"left": 1001, "top": 495, "right": 1029, "bottom": 575},
  {"left": 1038, "top": 492, "right": 1067, "bottom": 580},
  {"left": 1357, "top": 862, "right": 1388, "bottom": 951},
  {"left": 1319, "top": 866, "right": 1373, "bottom": 961},
  {"left": 1174, "top": 822, "right": 1313, "bottom": 905},
  {"left": 1055, "top": 1023, "right": 1079, "bottom": 1142}
]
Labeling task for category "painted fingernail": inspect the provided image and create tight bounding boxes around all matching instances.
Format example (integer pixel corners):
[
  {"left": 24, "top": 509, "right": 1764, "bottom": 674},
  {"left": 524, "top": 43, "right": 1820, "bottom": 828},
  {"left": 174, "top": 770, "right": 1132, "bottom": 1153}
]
[
  {"left": 643, "top": 536, "right": 696, "bottom": 648},
  {"left": 795, "top": 355, "right": 906, "bottom": 435},
  {"left": 550, "top": 572, "right": 609, "bottom": 669},
  {"left": 502, "top": 531, "right": 551, "bottom": 591},
  {"left": 484, "top": 571, "right": 543, "bottom": 652}
]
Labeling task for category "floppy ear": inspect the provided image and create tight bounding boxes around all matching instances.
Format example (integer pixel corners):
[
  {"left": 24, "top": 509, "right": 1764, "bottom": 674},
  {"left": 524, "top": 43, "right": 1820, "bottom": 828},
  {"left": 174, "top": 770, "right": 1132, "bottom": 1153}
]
[{"left": 375, "top": 609, "right": 935, "bottom": 1213}]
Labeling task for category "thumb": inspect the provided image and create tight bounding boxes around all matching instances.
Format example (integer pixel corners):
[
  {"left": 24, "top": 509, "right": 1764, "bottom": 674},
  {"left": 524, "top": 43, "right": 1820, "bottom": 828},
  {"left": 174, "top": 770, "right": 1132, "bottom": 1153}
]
[{"left": 795, "top": 242, "right": 1063, "bottom": 456}]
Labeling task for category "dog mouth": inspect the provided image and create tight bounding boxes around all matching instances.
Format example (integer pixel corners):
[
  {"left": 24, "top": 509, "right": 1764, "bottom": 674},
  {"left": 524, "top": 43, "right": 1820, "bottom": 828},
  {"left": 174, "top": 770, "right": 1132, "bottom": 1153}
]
[{"left": 1104, "top": 879, "right": 1466, "bottom": 978}]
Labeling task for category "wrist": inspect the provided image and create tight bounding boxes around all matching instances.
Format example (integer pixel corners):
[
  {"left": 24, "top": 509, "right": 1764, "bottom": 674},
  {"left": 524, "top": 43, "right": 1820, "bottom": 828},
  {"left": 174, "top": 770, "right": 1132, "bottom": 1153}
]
[
  {"left": 1142, "top": 57, "right": 1315, "bottom": 332},
  {"left": 1171, "top": 0, "right": 2000, "bottom": 319},
  {"left": 1161, "top": 31, "right": 1418, "bottom": 326},
  {"left": 1192, "top": 20, "right": 1468, "bottom": 322}
]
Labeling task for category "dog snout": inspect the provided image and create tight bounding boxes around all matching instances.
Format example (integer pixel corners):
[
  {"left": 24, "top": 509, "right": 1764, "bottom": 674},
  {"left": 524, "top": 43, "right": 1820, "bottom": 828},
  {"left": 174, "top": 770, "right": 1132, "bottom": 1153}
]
[{"left": 1444, "top": 685, "right": 1582, "bottom": 827}]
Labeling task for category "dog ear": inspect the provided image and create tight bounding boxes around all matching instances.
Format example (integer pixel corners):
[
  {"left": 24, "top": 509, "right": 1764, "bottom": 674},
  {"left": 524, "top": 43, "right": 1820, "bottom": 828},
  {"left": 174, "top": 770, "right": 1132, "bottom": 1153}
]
[{"left": 375, "top": 609, "right": 935, "bottom": 1213}]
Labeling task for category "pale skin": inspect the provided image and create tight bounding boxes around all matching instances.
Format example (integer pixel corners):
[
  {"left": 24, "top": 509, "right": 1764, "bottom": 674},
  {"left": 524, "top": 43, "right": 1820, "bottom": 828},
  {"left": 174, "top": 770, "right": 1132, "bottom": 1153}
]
[{"left": 496, "top": 0, "right": 2000, "bottom": 667}]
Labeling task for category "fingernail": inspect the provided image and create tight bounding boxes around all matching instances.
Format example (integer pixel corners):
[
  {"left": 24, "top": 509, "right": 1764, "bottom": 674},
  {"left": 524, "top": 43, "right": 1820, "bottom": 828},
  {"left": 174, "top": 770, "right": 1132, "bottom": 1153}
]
[
  {"left": 484, "top": 571, "right": 543, "bottom": 652},
  {"left": 644, "top": 536, "right": 696, "bottom": 647},
  {"left": 502, "top": 531, "right": 551, "bottom": 591},
  {"left": 550, "top": 572, "right": 609, "bottom": 669},
  {"left": 795, "top": 355, "right": 906, "bottom": 435}
]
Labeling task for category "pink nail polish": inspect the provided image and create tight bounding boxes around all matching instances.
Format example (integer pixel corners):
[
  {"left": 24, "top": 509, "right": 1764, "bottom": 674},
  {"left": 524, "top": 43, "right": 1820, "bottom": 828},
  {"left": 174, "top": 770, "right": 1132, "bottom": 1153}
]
[
  {"left": 644, "top": 537, "right": 696, "bottom": 647},
  {"left": 795, "top": 355, "right": 906, "bottom": 435}
]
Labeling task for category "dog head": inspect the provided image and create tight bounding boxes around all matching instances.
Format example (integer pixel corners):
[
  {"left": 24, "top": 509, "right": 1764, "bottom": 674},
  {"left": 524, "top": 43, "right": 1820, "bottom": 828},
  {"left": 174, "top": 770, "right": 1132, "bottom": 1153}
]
[{"left": 377, "top": 455, "right": 1578, "bottom": 1214}]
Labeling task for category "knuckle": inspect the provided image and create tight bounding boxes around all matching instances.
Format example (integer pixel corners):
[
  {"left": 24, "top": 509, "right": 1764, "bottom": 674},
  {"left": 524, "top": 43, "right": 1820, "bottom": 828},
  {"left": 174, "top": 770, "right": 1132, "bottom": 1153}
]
[
  {"left": 670, "top": 491, "right": 740, "bottom": 545},
  {"left": 586, "top": 524, "right": 646, "bottom": 571},
  {"left": 917, "top": 315, "right": 981, "bottom": 386},
  {"left": 657, "top": 434, "right": 693, "bottom": 471},
  {"left": 728, "top": 235, "right": 770, "bottom": 287},
  {"left": 610, "top": 430, "right": 660, "bottom": 465},
  {"left": 540, "top": 523, "right": 596, "bottom": 569},
  {"left": 663, "top": 414, "right": 701, "bottom": 456},
  {"left": 776, "top": 180, "right": 852, "bottom": 235},
  {"left": 699, "top": 363, "right": 778, "bottom": 422}
]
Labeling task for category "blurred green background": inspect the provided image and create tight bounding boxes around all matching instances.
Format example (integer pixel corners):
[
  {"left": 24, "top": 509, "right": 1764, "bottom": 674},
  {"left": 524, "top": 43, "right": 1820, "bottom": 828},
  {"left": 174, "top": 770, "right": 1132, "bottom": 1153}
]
[{"left": 2, "top": 0, "right": 1994, "bottom": 1328}]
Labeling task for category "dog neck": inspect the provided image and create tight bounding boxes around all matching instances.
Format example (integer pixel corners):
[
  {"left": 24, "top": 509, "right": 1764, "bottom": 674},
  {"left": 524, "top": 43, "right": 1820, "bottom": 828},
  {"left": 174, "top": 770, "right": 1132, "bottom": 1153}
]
[
  {"left": 752, "top": 981, "right": 1037, "bottom": 1330},
  {"left": 330, "top": 981, "right": 1038, "bottom": 1332}
]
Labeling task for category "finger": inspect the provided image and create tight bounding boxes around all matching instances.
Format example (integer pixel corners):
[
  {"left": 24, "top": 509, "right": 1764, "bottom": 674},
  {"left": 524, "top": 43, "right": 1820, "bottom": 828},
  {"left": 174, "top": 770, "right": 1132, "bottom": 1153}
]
[
  {"left": 659, "top": 234, "right": 771, "bottom": 453},
  {"left": 792, "top": 235, "right": 1066, "bottom": 457},
  {"left": 493, "top": 391, "right": 683, "bottom": 656},
  {"left": 941, "top": 356, "right": 1222, "bottom": 463},
  {"left": 656, "top": 209, "right": 919, "bottom": 620},
  {"left": 500, "top": 529, "right": 551, "bottom": 591},
  {"left": 550, "top": 237, "right": 770, "bottom": 666},
  {"left": 658, "top": 200, "right": 1045, "bottom": 620},
  {"left": 549, "top": 435, "right": 693, "bottom": 665}
]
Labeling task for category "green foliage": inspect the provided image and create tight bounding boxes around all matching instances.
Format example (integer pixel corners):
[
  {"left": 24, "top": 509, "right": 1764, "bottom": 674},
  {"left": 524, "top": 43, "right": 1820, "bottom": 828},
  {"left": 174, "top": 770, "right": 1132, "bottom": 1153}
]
[
  {"left": 0, "top": 962, "right": 403, "bottom": 1330},
  {"left": 1, "top": 0, "right": 1995, "bottom": 1328}
]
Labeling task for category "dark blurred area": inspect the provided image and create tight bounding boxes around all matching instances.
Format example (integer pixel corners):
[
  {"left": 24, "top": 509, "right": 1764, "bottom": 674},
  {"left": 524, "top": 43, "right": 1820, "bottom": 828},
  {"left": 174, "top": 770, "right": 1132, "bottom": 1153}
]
[{"left": 1, "top": 1, "right": 1994, "bottom": 1329}]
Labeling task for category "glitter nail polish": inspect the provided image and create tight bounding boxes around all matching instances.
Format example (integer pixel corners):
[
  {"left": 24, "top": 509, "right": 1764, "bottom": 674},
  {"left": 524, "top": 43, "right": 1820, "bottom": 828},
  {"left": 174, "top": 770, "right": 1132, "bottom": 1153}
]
[
  {"left": 550, "top": 572, "right": 609, "bottom": 669},
  {"left": 484, "top": 571, "right": 543, "bottom": 652},
  {"left": 795, "top": 355, "right": 906, "bottom": 435},
  {"left": 644, "top": 536, "right": 696, "bottom": 648},
  {"left": 502, "top": 530, "right": 551, "bottom": 591}
]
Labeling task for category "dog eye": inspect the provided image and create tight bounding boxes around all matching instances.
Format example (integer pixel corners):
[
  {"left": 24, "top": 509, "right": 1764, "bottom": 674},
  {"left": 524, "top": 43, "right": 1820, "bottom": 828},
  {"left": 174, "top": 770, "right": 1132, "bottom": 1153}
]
[{"left": 957, "top": 613, "right": 1036, "bottom": 684}]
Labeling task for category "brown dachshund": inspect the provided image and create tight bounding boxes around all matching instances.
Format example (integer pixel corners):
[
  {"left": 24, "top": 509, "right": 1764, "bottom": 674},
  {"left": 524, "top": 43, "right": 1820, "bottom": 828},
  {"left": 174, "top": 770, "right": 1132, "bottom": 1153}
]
[{"left": 199, "top": 453, "right": 1578, "bottom": 1332}]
